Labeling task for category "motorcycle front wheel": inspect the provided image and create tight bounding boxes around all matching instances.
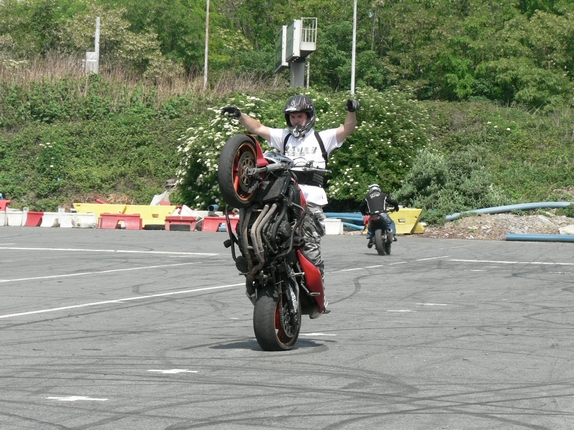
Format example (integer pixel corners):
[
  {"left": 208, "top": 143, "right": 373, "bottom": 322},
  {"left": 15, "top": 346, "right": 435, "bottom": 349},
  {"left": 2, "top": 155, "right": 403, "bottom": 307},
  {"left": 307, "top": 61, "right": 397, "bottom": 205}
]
[
  {"left": 253, "top": 282, "right": 301, "bottom": 351},
  {"left": 218, "top": 135, "right": 259, "bottom": 208},
  {"left": 374, "top": 228, "right": 386, "bottom": 255}
]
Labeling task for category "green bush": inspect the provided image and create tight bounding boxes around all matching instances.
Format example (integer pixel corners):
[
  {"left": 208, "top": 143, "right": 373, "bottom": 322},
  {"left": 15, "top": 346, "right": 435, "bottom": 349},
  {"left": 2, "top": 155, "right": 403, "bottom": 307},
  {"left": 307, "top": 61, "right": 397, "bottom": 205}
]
[
  {"left": 394, "top": 146, "right": 509, "bottom": 225},
  {"left": 556, "top": 204, "right": 574, "bottom": 218},
  {"left": 0, "top": 113, "right": 183, "bottom": 210}
]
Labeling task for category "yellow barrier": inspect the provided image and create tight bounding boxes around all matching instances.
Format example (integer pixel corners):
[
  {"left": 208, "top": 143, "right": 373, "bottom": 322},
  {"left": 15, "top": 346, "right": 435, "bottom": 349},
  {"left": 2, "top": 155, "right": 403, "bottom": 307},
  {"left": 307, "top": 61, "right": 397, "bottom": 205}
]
[
  {"left": 73, "top": 203, "right": 126, "bottom": 219},
  {"left": 123, "top": 205, "right": 176, "bottom": 227},
  {"left": 389, "top": 208, "right": 424, "bottom": 234},
  {"left": 73, "top": 203, "right": 177, "bottom": 228},
  {"left": 412, "top": 220, "right": 426, "bottom": 234}
]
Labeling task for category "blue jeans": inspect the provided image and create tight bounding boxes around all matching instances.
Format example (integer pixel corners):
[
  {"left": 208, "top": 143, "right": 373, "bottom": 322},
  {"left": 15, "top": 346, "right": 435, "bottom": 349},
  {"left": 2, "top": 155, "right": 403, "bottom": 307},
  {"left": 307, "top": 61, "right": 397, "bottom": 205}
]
[{"left": 367, "top": 213, "right": 396, "bottom": 238}]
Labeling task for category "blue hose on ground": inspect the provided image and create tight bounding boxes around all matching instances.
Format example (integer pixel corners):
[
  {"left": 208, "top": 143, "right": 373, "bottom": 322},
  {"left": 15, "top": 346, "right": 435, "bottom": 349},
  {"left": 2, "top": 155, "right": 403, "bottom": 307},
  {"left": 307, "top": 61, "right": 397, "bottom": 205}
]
[
  {"left": 506, "top": 234, "right": 574, "bottom": 242},
  {"left": 446, "top": 202, "right": 572, "bottom": 221},
  {"left": 343, "top": 222, "right": 364, "bottom": 230},
  {"left": 325, "top": 212, "right": 364, "bottom": 225}
]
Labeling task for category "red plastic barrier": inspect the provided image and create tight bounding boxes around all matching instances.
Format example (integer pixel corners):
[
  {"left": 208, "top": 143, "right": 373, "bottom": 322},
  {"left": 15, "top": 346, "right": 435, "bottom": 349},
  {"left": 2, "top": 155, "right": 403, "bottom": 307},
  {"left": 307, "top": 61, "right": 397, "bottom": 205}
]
[
  {"left": 165, "top": 216, "right": 197, "bottom": 231},
  {"left": 201, "top": 216, "right": 239, "bottom": 232},
  {"left": 98, "top": 213, "right": 142, "bottom": 230},
  {"left": 25, "top": 211, "right": 44, "bottom": 227},
  {"left": 0, "top": 200, "right": 11, "bottom": 211}
]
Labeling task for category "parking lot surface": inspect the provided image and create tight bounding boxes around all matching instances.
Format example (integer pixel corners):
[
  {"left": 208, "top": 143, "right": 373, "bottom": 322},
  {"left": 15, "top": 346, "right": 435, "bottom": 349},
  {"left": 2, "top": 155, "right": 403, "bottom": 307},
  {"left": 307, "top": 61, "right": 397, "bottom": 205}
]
[{"left": 1, "top": 227, "right": 574, "bottom": 429}]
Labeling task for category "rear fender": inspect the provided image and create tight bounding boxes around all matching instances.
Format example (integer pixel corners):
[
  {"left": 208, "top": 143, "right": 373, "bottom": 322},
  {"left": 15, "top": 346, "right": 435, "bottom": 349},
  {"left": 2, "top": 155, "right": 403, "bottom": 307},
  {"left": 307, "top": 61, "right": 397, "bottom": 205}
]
[
  {"left": 369, "top": 214, "right": 388, "bottom": 231},
  {"left": 246, "top": 134, "right": 269, "bottom": 168}
]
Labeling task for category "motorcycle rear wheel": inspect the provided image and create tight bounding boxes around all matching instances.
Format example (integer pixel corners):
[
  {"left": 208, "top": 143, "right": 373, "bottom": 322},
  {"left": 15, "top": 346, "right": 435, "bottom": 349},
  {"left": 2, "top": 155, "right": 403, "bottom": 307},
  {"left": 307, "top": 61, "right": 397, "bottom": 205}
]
[
  {"left": 374, "top": 228, "right": 386, "bottom": 255},
  {"left": 253, "top": 282, "right": 301, "bottom": 351},
  {"left": 384, "top": 231, "right": 392, "bottom": 255},
  {"left": 218, "top": 135, "right": 259, "bottom": 208}
]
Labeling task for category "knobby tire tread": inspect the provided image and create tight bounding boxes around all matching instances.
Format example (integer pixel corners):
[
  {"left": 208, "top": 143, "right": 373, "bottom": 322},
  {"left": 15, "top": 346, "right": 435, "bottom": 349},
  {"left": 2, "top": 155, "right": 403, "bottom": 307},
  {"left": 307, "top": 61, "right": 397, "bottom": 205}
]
[{"left": 374, "top": 228, "right": 386, "bottom": 255}]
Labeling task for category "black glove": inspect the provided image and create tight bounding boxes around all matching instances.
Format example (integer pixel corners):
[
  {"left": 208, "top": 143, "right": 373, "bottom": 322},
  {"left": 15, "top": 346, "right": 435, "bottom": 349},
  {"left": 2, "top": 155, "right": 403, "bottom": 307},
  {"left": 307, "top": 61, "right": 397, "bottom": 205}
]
[
  {"left": 221, "top": 105, "right": 242, "bottom": 118},
  {"left": 345, "top": 99, "right": 360, "bottom": 112}
]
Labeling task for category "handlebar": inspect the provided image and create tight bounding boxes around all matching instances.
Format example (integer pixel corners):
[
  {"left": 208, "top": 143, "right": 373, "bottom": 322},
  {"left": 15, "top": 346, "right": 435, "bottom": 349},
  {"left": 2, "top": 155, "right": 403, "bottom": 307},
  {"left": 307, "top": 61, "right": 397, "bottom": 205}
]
[
  {"left": 292, "top": 157, "right": 331, "bottom": 174},
  {"left": 298, "top": 165, "right": 331, "bottom": 174},
  {"left": 246, "top": 152, "right": 331, "bottom": 175},
  {"left": 246, "top": 163, "right": 331, "bottom": 175}
]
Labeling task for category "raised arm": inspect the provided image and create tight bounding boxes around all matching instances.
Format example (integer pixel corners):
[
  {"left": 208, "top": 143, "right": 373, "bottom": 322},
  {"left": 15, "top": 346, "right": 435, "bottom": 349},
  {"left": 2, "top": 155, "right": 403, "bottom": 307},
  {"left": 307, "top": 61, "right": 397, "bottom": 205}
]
[
  {"left": 221, "top": 105, "right": 271, "bottom": 142},
  {"left": 335, "top": 99, "right": 360, "bottom": 143}
]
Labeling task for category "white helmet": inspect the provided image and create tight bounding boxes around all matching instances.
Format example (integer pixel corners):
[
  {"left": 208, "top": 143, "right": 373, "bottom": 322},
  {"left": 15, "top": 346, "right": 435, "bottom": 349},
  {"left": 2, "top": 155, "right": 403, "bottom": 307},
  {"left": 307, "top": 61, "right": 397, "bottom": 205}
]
[{"left": 368, "top": 184, "right": 381, "bottom": 193}]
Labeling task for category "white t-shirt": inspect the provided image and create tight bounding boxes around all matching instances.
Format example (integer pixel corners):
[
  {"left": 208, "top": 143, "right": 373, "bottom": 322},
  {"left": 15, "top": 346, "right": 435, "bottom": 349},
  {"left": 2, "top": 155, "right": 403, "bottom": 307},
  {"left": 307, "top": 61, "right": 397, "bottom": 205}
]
[{"left": 267, "top": 128, "right": 343, "bottom": 206}]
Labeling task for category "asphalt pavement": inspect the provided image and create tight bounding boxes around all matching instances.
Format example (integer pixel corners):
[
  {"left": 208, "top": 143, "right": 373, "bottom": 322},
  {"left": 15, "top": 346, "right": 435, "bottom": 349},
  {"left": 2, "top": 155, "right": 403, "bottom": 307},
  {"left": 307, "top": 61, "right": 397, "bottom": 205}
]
[{"left": 1, "top": 227, "right": 574, "bottom": 429}]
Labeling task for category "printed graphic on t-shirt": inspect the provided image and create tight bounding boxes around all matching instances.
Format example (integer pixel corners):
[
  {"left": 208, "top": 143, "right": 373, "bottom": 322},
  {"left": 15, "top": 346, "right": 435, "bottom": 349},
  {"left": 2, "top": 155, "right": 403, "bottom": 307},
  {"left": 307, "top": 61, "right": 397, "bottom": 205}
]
[
  {"left": 284, "top": 136, "right": 326, "bottom": 167},
  {"left": 285, "top": 145, "right": 318, "bottom": 158}
]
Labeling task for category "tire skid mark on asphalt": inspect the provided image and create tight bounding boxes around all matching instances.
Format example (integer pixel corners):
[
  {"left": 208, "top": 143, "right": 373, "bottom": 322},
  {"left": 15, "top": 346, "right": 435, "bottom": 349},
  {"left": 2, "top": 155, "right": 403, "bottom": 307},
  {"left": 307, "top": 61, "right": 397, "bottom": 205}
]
[
  {"left": 0, "top": 283, "right": 243, "bottom": 320},
  {"left": 339, "top": 260, "right": 410, "bottom": 272}
]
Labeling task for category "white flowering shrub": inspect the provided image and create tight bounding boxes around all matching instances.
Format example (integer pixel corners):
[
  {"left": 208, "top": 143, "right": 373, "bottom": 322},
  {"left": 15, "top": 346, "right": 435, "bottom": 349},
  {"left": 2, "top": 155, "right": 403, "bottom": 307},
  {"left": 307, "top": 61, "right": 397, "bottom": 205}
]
[
  {"left": 175, "top": 93, "right": 286, "bottom": 208},
  {"left": 176, "top": 88, "right": 432, "bottom": 210},
  {"left": 326, "top": 87, "right": 432, "bottom": 205}
]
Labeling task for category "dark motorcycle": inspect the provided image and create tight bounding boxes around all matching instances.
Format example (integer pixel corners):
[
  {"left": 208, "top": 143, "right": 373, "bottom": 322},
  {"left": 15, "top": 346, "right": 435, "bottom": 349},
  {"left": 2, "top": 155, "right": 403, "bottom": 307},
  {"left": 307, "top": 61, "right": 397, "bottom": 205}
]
[
  {"left": 366, "top": 210, "right": 396, "bottom": 256},
  {"left": 217, "top": 134, "right": 328, "bottom": 351}
]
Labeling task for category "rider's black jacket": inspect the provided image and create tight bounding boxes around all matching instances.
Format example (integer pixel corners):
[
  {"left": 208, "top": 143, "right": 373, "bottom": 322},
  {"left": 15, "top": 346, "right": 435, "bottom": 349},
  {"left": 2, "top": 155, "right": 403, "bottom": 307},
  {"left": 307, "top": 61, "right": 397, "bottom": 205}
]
[{"left": 359, "top": 190, "right": 399, "bottom": 215}]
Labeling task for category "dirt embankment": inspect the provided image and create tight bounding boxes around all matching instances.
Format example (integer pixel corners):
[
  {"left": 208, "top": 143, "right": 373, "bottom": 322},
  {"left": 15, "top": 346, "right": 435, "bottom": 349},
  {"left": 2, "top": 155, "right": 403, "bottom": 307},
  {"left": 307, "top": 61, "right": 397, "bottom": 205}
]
[{"left": 420, "top": 212, "right": 574, "bottom": 240}]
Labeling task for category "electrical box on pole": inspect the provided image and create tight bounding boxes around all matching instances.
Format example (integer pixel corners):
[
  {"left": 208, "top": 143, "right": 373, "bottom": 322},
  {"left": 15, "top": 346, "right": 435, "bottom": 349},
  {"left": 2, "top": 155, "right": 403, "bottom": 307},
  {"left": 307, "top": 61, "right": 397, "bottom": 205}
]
[
  {"left": 274, "top": 25, "right": 288, "bottom": 73},
  {"left": 274, "top": 17, "right": 317, "bottom": 88}
]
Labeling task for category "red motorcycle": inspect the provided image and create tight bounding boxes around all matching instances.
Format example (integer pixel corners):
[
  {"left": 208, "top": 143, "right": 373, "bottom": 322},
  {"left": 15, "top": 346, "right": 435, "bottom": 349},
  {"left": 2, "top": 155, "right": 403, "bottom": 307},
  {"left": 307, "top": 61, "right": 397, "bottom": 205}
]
[
  {"left": 364, "top": 210, "right": 396, "bottom": 256},
  {"left": 218, "top": 134, "right": 328, "bottom": 351}
]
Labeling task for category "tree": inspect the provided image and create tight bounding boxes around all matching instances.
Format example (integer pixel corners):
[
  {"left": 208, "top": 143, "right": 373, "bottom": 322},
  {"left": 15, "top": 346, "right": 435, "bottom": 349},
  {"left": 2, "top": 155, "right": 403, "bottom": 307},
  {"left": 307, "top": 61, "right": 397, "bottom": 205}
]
[
  {"left": 99, "top": 0, "right": 210, "bottom": 72},
  {"left": 58, "top": 4, "right": 180, "bottom": 78},
  {"left": 0, "top": 0, "right": 87, "bottom": 60}
]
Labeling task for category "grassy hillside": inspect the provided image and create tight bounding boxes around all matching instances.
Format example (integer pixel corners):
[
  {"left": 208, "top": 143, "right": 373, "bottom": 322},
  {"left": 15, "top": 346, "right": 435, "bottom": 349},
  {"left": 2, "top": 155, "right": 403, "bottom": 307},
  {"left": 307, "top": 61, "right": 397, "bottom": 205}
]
[
  {"left": 1, "top": 71, "right": 573, "bottom": 224},
  {"left": 0, "top": 70, "right": 281, "bottom": 211}
]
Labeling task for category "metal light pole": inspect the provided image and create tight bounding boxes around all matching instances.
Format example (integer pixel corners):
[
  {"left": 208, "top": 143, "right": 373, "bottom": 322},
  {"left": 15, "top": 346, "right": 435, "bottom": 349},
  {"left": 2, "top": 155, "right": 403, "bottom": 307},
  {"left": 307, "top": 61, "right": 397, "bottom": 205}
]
[
  {"left": 351, "top": 0, "right": 357, "bottom": 95},
  {"left": 204, "top": 0, "right": 210, "bottom": 90}
]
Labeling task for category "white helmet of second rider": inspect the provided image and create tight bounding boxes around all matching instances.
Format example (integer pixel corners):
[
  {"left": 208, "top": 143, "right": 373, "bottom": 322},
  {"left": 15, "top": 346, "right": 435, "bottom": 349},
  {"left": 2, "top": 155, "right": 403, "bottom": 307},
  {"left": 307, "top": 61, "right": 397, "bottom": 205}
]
[{"left": 368, "top": 184, "right": 381, "bottom": 194}]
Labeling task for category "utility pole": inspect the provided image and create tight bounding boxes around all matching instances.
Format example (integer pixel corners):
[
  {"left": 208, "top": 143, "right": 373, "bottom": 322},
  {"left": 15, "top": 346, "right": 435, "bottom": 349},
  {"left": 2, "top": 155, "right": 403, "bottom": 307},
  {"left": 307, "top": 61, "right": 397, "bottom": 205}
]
[
  {"left": 204, "top": 0, "right": 210, "bottom": 90},
  {"left": 351, "top": 0, "right": 357, "bottom": 95}
]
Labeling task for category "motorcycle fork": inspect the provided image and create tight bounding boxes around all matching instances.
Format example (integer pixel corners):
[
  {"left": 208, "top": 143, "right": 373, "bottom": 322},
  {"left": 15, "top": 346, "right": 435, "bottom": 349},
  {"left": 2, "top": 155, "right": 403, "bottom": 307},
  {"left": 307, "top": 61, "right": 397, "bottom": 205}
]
[{"left": 276, "top": 262, "right": 299, "bottom": 304}]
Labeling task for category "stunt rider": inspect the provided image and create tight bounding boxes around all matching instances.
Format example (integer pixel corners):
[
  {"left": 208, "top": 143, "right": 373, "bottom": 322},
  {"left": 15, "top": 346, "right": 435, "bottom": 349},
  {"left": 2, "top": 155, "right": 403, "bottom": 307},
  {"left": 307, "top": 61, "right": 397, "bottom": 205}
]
[
  {"left": 359, "top": 184, "right": 400, "bottom": 248},
  {"left": 221, "top": 94, "right": 360, "bottom": 318}
]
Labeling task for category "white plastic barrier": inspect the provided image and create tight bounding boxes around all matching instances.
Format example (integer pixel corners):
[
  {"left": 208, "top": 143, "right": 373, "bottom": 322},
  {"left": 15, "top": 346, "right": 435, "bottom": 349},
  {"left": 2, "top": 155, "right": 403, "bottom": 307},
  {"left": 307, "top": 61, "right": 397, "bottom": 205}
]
[
  {"left": 73, "top": 212, "right": 98, "bottom": 228},
  {"left": 324, "top": 218, "right": 343, "bottom": 235},
  {"left": 6, "top": 209, "right": 26, "bottom": 226},
  {"left": 0, "top": 208, "right": 97, "bottom": 228},
  {"left": 41, "top": 211, "right": 75, "bottom": 228},
  {"left": 36, "top": 206, "right": 96, "bottom": 228}
]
